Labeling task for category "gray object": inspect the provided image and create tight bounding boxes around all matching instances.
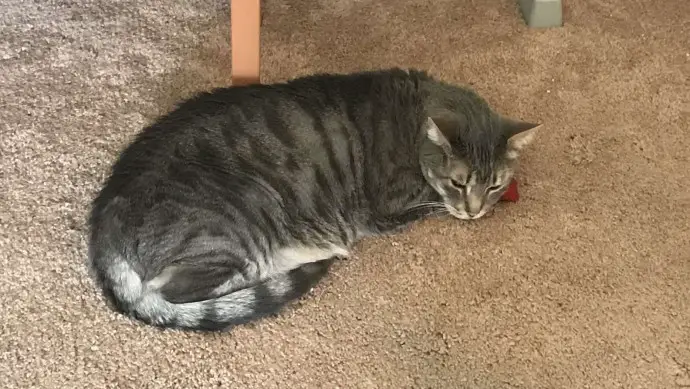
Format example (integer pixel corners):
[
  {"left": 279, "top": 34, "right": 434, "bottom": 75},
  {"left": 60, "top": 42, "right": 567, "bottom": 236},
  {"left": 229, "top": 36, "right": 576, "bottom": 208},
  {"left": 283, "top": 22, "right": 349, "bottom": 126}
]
[{"left": 518, "top": 0, "right": 563, "bottom": 28}]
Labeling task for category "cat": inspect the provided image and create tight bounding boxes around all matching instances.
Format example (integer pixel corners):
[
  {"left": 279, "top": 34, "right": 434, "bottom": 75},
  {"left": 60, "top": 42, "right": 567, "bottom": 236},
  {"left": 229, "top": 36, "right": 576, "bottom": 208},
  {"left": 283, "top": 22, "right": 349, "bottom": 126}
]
[{"left": 88, "top": 68, "right": 541, "bottom": 331}]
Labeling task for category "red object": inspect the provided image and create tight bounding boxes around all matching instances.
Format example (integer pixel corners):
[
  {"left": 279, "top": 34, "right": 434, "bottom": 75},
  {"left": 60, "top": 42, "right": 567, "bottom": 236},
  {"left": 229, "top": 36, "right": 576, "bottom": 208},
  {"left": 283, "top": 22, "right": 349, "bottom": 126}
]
[{"left": 500, "top": 179, "right": 520, "bottom": 202}]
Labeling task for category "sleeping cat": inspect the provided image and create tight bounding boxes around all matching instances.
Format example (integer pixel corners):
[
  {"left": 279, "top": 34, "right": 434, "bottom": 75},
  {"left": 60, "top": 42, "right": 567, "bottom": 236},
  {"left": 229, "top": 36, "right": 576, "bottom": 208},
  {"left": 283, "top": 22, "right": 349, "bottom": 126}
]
[{"left": 88, "top": 68, "right": 540, "bottom": 331}]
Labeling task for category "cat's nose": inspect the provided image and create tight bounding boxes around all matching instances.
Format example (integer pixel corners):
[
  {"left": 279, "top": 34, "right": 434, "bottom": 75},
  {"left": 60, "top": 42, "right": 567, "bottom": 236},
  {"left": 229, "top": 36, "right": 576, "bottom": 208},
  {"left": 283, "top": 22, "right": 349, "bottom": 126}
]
[{"left": 465, "top": 195, "right": 483, "bottom": 217}]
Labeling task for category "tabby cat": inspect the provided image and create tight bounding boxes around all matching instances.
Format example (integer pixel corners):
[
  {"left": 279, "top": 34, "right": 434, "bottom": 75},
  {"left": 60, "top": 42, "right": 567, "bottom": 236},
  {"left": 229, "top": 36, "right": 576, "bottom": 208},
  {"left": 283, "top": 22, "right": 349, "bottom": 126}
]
[{"left": 88, "top": 68, "right": 540, "bottom": 331}]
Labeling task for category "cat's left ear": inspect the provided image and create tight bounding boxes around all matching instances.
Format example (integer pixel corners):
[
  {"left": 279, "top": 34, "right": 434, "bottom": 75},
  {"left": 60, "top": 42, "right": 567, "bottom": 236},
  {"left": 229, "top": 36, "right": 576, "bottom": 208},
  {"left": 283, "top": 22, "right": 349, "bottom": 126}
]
[{"left": 501, "top": 116, "right": 542, "bottom": 159}]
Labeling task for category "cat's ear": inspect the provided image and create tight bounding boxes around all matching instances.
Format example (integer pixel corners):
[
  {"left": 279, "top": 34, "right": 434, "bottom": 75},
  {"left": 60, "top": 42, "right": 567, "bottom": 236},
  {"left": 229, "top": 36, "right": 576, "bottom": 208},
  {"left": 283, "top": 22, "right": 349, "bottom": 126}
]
[
  {"left": 423, "top": 117, "right": 452, "bottom": 152},
  {"left": 420, "top": 117, "right": 453, "bottom": 171},
  {"left": 501, "top": 116, "right": 542, "bottom": 159}
]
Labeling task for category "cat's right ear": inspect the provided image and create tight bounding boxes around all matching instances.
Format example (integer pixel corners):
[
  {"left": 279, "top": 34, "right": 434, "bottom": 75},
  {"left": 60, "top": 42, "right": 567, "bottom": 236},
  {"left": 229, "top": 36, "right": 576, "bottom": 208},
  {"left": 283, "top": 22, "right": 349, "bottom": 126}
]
[
  {"left": 420, "top": 117, "right": 453, "bottom": 171},
  {"left": 423, "top": 117, "right": 452, "bottom": 154}
]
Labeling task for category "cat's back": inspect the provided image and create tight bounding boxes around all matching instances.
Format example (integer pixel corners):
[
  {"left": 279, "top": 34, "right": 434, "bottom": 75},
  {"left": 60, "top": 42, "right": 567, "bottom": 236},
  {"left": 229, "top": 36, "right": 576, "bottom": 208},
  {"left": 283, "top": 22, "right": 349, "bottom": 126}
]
[
  {"left": 90, "top": 75, "right": 345, "bottom": 220},
  {"left": 98, "top": 69, "right": 405, "bottom": 188},
  {"left": 108, "top": 71, "right": 364, "bottom": 171},
  {"left": 91, "top": 68, "right": 427, "bottom": 225},
  {"left": 107, "top": 66, "right": 424, "bottom": 168}
]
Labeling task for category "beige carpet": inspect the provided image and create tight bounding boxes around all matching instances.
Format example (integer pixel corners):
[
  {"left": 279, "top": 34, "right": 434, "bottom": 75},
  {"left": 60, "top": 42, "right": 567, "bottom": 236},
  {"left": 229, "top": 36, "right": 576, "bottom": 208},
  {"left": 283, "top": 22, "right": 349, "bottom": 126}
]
[{"left": 2, "top": 0, "right": 689, "bottom": 388}]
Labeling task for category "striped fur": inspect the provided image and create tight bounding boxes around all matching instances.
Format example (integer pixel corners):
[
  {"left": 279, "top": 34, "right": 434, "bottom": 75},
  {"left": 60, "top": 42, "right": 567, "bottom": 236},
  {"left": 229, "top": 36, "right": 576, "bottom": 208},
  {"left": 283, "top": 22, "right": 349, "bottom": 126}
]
[{"left": 88, "top": 68, "right": 540, "bottom": 331}]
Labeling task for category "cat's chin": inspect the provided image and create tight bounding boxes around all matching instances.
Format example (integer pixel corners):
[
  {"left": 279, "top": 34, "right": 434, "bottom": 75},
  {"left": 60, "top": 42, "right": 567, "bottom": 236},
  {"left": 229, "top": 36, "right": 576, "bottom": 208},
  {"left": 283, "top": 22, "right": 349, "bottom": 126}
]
[
  {"left": 444, "top": 204, "right": 490, "bottom": 221},
  {"left": 443, "top": 204, "right": 471, "bottom": 220}
]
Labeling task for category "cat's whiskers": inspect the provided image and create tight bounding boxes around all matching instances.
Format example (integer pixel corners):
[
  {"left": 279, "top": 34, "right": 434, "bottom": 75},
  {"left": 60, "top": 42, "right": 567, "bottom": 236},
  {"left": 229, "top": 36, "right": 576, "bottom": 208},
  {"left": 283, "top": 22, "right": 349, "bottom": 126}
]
[
  {"left": 404, "top": 201, "right": 450, "bottom": 216},
  {"left": 407, "top": 201, "right": 446, "bottom": 210}
]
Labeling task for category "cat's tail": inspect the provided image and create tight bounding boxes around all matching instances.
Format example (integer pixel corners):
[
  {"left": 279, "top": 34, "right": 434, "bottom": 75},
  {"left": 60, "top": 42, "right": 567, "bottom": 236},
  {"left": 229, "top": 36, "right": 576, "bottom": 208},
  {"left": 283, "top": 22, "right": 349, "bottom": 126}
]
[{"left": 93, "top": 256, "right": 333, "bottom": 331}]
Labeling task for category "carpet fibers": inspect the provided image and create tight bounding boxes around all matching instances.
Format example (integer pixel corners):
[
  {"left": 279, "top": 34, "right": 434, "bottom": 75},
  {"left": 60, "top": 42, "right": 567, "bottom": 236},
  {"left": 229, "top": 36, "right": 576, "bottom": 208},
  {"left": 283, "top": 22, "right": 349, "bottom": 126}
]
[{"left": 1, "top": 0, "right": 689, "bottom": 388}]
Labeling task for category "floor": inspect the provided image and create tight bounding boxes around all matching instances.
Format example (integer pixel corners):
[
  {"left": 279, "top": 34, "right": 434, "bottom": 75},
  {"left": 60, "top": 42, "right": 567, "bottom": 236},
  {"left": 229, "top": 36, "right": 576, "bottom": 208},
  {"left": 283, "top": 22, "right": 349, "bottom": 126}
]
[{"left": 1, "top": 0, "right": 689, "bottom": 388}]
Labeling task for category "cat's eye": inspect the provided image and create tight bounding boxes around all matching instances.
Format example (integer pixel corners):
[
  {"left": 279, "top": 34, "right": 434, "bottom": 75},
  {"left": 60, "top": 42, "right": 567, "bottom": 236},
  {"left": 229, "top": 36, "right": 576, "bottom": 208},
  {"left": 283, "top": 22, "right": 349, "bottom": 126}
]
[
  {"left": 450, "top": 179, "right": 466, "bottom": 188},
  {"left": 487, "top": 184, "right": 503, "bottom": 192}
]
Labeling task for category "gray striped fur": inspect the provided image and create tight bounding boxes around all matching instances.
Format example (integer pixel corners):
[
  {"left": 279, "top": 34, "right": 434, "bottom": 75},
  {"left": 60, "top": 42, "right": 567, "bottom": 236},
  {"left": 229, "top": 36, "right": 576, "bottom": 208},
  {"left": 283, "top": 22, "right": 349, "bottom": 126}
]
[{"left": 88, "top": 68, "right": 540, "bottom": 331}]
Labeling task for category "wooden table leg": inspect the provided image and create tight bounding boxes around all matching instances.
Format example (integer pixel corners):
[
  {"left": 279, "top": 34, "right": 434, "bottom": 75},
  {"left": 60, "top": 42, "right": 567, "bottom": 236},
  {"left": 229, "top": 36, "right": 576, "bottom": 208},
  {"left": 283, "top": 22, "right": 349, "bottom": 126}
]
[{"left": 231, "top": 0, "right": 261, "bottom": 85}]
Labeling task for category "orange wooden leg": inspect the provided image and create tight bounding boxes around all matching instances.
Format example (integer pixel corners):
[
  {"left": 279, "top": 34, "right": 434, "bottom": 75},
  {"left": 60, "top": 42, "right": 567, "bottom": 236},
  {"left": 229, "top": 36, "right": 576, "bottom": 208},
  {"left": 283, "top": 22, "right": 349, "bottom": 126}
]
[{"left": 231, "top": 0, "right": 261, "bottom": 85}]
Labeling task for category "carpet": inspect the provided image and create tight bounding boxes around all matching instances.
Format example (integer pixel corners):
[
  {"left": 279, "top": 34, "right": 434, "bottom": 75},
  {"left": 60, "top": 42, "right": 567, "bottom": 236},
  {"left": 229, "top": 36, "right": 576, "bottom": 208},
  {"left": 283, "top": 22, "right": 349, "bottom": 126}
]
[{"left": 1, "top": 0, "right": 689, "bottom": 388}]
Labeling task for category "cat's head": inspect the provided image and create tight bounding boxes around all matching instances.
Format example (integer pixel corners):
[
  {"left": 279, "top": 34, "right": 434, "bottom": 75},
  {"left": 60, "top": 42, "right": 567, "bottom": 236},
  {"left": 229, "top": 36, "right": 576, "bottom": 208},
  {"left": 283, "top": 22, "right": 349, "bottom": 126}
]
[{"left": 419, "top": 113, "right": 541, "bottom": 220}]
